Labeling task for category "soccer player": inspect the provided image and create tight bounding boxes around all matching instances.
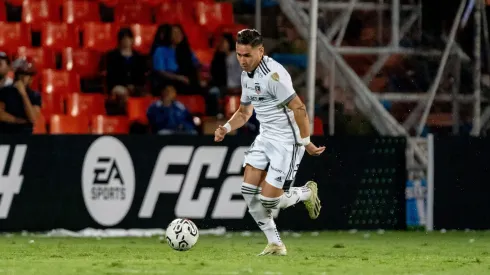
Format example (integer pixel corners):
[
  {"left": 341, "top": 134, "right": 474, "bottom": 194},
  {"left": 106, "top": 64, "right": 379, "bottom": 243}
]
[{"left": 214, "top": 29, "right": 325, "bottom": 256}]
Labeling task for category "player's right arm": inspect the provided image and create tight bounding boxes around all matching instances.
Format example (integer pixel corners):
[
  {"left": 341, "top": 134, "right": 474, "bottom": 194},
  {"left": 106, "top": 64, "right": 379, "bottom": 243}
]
[{"left": 214, "top": 103, "right": 253, "bottom": 142}]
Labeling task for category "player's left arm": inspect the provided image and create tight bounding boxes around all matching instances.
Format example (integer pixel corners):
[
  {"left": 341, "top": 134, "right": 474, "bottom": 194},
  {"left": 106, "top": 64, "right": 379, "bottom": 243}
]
[{"left": 270, "top": 70, "right": 325, "bottom": 156}]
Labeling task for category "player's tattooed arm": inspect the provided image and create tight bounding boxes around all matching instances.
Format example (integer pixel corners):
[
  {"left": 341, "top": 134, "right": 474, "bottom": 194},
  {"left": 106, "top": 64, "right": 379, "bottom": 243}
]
[{"left": 288, "top": 96, "right": 311, "bottom": 139}]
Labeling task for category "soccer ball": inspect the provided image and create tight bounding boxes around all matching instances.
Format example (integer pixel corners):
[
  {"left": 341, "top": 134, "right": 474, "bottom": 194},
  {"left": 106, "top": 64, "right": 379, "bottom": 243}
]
[{"left": 165, "top": 218, "right": 199, "bottom": 251}]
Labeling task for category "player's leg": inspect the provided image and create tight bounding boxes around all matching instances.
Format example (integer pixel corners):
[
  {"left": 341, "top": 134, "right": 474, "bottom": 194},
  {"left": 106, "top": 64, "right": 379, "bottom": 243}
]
[
  {"left": 241, "top": 141, "right": 283, "bottom": 249},
  {"left": 259, "top": 144, "right": 319, "bottom": 214},
  {"left": 241, "top": 165, "right": 283, "bottom": 248}
]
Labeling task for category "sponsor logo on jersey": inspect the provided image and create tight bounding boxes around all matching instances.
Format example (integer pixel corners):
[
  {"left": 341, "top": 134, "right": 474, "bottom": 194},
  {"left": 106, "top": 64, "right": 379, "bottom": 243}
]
[
  {"left": 0, "top": 145, "right": 27, "bottom": 219},
  {"left": 82, "top": 136, "right": 135, "bottom": 226}
]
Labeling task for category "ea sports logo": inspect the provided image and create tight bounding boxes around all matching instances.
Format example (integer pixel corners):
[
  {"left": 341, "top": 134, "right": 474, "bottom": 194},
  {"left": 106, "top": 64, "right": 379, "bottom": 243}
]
[{"left": 82, "top": 136, "right": 135, "bottom": 226}]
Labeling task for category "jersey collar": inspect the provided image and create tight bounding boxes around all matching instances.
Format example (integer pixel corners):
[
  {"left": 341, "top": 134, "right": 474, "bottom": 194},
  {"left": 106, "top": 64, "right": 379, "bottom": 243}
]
[{"left": 246, "top": 56, "right": 269, "bottom": 79}]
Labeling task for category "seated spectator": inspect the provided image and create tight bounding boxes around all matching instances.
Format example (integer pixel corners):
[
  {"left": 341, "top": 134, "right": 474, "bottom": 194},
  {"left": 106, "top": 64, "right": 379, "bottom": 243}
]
[
  {"left": 210, "top": 33, "right": 242, "bottom": 94},
  {"left": 0, "top": 58, "right": 41, "bottom": 134},
  {"left": 152, "top": 24, "right": 202, "bottom": 95},
  {"left": 106, "top": 27, "right": 147, "bottom": 97},
  {"left": 0, "top": 52, "right": 13, "bottom": 88},
  {"left": 105, "top": 85, "right": 128, "bottom": 116},
  {"left": 150, "top": 24, "right": 172, "bottom": 57},
  {"left": 147, "top": 85, "right": 197, "bottom": 135}
]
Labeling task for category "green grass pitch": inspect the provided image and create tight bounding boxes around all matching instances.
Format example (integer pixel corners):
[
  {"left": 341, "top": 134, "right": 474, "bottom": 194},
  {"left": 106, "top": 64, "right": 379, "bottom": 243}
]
[{"left": 0, "top": 231, "right": 488, "bottom": 275}]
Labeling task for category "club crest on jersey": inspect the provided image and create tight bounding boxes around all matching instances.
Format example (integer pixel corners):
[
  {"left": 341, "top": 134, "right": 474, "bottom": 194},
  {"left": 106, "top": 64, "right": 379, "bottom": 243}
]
[{"left": 254, "top": 84, "right": 261, "bottom": 94}]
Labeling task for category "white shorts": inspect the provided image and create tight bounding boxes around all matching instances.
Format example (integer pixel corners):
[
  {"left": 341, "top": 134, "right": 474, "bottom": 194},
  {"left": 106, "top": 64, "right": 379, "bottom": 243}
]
[{"left": 243, "top": 137, "right": 305, "bottom": 189}]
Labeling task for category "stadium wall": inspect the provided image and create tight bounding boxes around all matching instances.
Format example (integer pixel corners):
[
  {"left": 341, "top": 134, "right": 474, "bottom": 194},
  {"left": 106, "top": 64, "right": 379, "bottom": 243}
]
[{"left": 0, "top": 135, "right": 406, "bottom": 232}]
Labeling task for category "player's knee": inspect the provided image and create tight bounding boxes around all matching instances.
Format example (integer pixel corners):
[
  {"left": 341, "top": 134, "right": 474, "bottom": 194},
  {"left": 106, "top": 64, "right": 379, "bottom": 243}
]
[{"left": 259, "top": 194, "right": 281, "bottom": 210}]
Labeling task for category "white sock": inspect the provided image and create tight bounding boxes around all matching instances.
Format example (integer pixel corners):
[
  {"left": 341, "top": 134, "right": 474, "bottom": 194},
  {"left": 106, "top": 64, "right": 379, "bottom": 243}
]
[
  {"left": 278, "top": 186, "right": 312, "bottom": 209},
  {"left": 242, "top": 183, "right": 282, "bottom": 245}
]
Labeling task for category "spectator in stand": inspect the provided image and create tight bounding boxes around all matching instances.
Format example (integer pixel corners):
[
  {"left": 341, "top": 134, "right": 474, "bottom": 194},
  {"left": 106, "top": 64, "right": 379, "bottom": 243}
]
[
  {"left": 105, "top": 86, "right": 128, "bottom": 116},
  {"left": 152, "top": 24, "right": 202, "bottom": 95},
  {"left": 210, "top": 33, "right": 242, "bottom": 94},
  {"left": 0, "top": 52, "right": 13, "bottom": 88},
  {"left": 0, "top": 58, "right": 41, "bottom": 134},
  {"left": 105, "top": 27, "right": 147, "bottom": 97},
  {"left": 150, "top": 24, "right": 172, "bottom": 57},
  {"left": 147, "top": 85, "right": 197, "bottom": 135}
]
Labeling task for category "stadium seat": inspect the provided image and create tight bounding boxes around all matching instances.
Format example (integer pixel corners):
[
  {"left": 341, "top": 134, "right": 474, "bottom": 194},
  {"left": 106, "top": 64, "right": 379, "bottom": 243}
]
[
  {"left": 5, "top": 0, "right": 24, "bottom": 6},
  {"left": 176, "top": 95, "right": 206, "bottom": 115},
  {"left": 127, "top": 96, "right": 153, "bottom": 124},
  {"left": 62, "top": 48, "right": 101, "bottom": 78},
  {"left": 62, "top": 0, "right": 100, "bottom": 24},
  {"left": 92, "top": 115, "right": 130, "bottom": 134},
  {"left": 313, "top": 116, "right": 324, "bottom": 136},
  {"left": 0, "top": 23, "right": 30, "bottom": 54},
  {"left": 180, "top": 21, "right": 209, "bottom": 50},
  {"left": 140, "top": 0, "right": 170, "bottom": 7},
  {"left": 193, "top": 48, "right": 214, "bottom": 67},
  {"left": 22, "top": 0, "right": 61, "bottom": 31},
  {"left": 41, "top": 23, "right": 79, "bottom": 51},
  {"left": 33, "top": 113, "right": 47, "bottom": 134},
  {"left": 50, "top": 114, "right": 90, "bottom": 134},
  {"left": 114, "top": 3, "right": 152, "bottom": 24},
  {"left": 98, "top": 0, "right": 134, "bottom": 7},
  {"left": 155, "top": 2, "right": 185, "bottom": 24},
  {"left": 0, "top": 4, "right": 6, "bottom": 22},
  {"left": 41, "top": 93, "right": 65, "bottom": 118},
  {"left": 66, "top": 93, "right": 106, "bottom": 117},
  {"left": 15, "top": 47, "right": 56, "bottom": 69},
  {"left": 83, "top": 23, "right": 117, "bottom": 52},
  {"left": 224, "top": 95, "right": 240, "bottom": 118},
  {"left": 130, "top": 24, "right": 158, "bottom": 54},
  {"left": 40, "top": 69, "right": 80, "bottom": 94},
  {"left": 196, "top": 2, "right": 234, "bottom": 33}
]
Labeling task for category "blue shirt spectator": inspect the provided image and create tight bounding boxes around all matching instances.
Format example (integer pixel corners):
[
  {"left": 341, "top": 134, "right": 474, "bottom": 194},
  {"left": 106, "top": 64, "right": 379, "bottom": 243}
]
[
  {"left": 153, "top": 46, "right": 199, "bottom": 74},
  {"left": 147, "top": 85, "right": 197, "bottom": 135}
]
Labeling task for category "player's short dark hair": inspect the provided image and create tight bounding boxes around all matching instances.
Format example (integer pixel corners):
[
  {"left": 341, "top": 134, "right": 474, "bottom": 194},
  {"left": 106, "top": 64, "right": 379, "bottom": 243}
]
[{"left": 236, "top": 29, "right": 263, "bottom": 47}]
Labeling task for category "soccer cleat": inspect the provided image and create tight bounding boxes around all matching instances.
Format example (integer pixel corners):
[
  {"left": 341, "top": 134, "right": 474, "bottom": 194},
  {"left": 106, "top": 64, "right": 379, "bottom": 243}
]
[
  {"left": 257, "top": 243, "right": 287, "bottom": 256},
  {"left": 304, "top": 181, "right": 321, "bottom": 219}
]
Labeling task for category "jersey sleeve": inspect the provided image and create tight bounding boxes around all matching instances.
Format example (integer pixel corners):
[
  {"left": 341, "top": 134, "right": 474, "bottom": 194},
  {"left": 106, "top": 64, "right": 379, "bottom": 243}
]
[
  {"left": 240, "top": 74, "right": 251, "bottom": 106},
  {"left": 268, "top": 69, "right": 296, "bottom": 108}
]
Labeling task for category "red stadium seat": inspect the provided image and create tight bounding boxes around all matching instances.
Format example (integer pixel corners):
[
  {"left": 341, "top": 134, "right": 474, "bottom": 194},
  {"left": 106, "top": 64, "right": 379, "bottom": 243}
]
[
  {"left": 33, "top": 113, "right": 47, "bottom": 134},
  {"left": 193, "top": 48, "right": 214, "bottom": 67},
  {"left": 41, "top": 93, "right": 65, "bottom": 118},
  {"left": 155, "top": 2, "right": 185, "bottom": 24},
  {"left": 15, "top": 47, "right": 56, "bottom": 69},
  {"left": 224, "top": 95, "right": 240, "bottom": 119},
  {"left": 196, "top": 2, "right": 234, "bottom": 33},
  {"left": 92, "top": 115, "right": 130, "bottom": 134},
  {"left": 313, "top": 116, "right": 324, "bottom": 135},
  {"left": 41, "top": 23, "right": 79, "bottom": 51},
  {"left": 41, "top": 69, "right": 80, "bottom": 94},
  {"left": 62, "top": 48, "right": 101, "bottom": 78},
  {"left": 176, "top": 95, "right": 205, "bottom": 115},
  {"left": 98, "top": 0, "right": 134, "bottom": 7},
  {"left": 0, "top": 4, "right": 6, "bottom": 22},
  {"left": 0, "top": 23, "right": 30, "bottom": 54},
  {"left": 66, "top": 93, "right": 106, "bottom": 117},
  {"left": 180, "top": 21, "right": 209, "bottom": 50},
  {"left": 127, "top": 96, "right": 153, "bottom": 124},
  {"left": 114, "top": 3, "right": 152, "bottom": 24},
  {"left": 130, "top": 24, "right": 158, "bottom": 54},
  {"left": 50, "top": 114, "right": 90, "bottom": 134},
  {"left": 62, "top": 0, "right": 100, "bottom": 24},
  {"left": 22, "top": 0, "right": 61, "bottom": 31},
  {"left": 83, "top": 23, "right": 117, "bottom": 52}
]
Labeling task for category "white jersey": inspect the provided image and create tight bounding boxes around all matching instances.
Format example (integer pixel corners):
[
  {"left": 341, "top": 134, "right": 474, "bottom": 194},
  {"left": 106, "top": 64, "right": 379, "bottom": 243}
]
[{"left": 240, "top": 56, "right": 300, "bottom": 145}]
